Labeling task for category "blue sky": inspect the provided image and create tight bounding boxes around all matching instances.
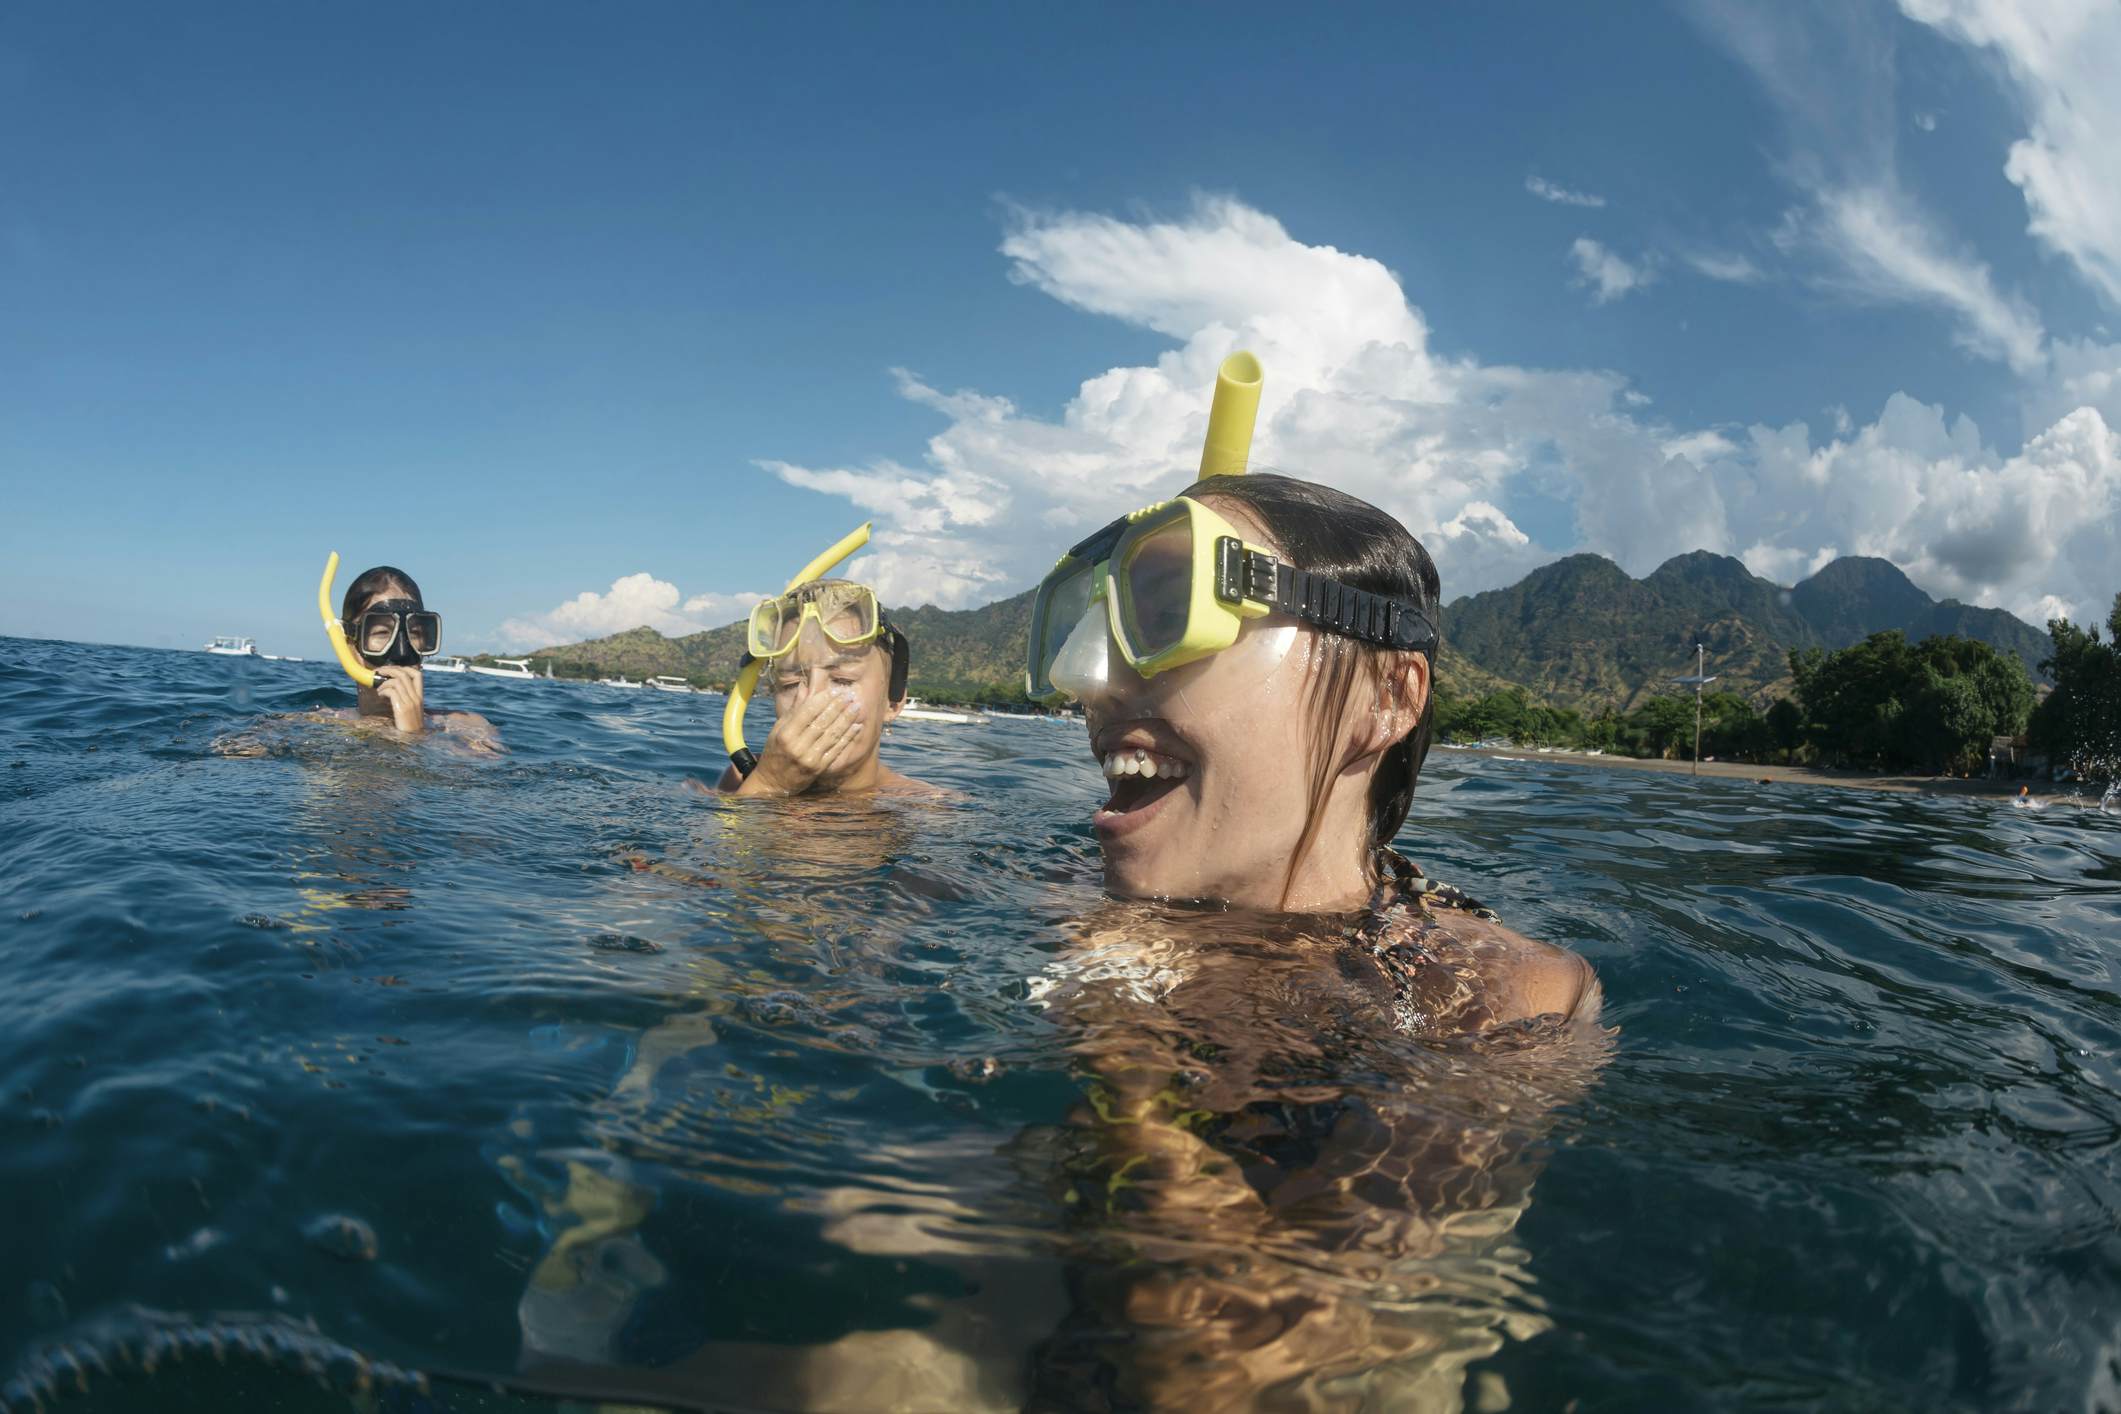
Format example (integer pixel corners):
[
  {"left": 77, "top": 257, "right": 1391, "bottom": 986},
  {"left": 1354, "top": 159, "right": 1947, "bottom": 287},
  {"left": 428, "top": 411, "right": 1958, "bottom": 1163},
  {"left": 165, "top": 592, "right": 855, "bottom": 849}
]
[{"left": 4, "top": 1, "right": 2118, "bottom": 655}]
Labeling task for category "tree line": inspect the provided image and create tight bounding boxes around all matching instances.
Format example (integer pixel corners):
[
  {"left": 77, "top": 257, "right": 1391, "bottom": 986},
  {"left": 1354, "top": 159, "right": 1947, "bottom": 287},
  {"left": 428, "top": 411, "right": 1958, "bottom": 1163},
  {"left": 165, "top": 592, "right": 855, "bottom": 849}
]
[
  {"left": 2029, "top": 594, "right": 2121, "bottom": 780},
  {"left": 1435, "top": 620, "right": 2096, "bottom": 777}
]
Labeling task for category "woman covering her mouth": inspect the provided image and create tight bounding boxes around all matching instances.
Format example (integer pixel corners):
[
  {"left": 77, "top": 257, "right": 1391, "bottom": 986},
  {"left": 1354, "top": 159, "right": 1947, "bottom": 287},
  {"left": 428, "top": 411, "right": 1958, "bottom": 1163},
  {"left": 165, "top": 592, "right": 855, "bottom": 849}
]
[{"left": 1029, "top": 469, "right": 1598, "bottom": 1029}]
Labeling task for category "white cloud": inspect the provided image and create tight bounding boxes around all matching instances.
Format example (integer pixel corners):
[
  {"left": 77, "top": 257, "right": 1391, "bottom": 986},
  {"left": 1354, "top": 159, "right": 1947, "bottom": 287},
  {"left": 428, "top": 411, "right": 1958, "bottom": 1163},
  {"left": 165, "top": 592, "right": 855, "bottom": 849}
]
[
  {"left": 753, "top": 196, "right": 2119, "bottom": 627},
  {"left": 680, "top": 590, "right": 767, "bottom": 621},
  {"left": 1913, "top": 110, "right": 1939, "bottom": 132},
  {"left": 1901, "top": 0, "right": 2121, "bottom": 307},
  {"left": 1692, "top": 2, "right": 2049, "bottom": 373},
  {"left": 1811, "top": 185, "right": 2047, "bottom": 374},
  {"left": 1683, "top": 250, "right": 1765, "bottom": 283},
  {"left": 1714, "top": 395, "right": 2121, "bottom": 621},
  {"left": 497, "top": 573, "right": 762, "bottom": 651},
  {"left": 1526, "top": 174, "right": 1607, "bottom": 208},
  {"left": 1662, "top": 430, "right": 1740, "bottom": 463},
  {"left": 1569, "top": 237, "right": 1660, "bottom": 304}
]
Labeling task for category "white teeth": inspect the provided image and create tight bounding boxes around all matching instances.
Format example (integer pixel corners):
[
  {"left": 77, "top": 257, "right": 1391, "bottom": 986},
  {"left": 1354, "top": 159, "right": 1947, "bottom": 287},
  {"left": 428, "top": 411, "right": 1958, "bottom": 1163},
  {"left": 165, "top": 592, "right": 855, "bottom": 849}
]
[{"left": 1101, "top": 750, "right": 1190, "bottom": 780}]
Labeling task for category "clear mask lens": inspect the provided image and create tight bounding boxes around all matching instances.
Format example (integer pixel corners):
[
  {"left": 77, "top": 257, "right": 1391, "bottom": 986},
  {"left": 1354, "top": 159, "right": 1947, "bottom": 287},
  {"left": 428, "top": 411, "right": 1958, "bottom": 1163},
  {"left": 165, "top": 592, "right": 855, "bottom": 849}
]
[
  {"left": 357, "top": 613, "right": 399, "bottom": 657},
  {"left": 1032, "top": 561, "right": 1098, "bottom": 694},
  {"left": 1047, "top": 598, "right": 1113, "bottom": 702},
  {"left": 753, "top": 585, "right": 878, "bottom": 659},
  {"left": 1117, "top": 515, "right": 1194, "bottom": 662},
  {"left": 404, "top": 613, "right": 441, "bottom": 656}
]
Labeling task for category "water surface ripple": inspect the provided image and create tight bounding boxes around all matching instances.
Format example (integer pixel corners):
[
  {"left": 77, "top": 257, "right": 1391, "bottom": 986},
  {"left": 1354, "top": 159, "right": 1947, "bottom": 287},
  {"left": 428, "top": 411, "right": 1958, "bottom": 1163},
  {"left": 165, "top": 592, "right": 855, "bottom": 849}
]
[{"left": 2, "top": 637, "right": 2117, "bottom": 1412}]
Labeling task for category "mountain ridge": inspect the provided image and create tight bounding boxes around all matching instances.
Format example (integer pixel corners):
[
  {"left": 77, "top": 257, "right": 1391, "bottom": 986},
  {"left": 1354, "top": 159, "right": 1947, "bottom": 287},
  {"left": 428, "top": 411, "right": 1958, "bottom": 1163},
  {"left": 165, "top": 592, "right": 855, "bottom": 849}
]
[{"left": 510, "top": 553, "right": 2054, "bottom": 708}]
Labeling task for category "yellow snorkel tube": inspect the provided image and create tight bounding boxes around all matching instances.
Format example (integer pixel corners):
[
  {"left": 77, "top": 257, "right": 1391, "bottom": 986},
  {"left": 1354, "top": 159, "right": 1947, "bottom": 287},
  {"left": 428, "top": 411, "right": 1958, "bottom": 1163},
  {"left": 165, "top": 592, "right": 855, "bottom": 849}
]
[
  {"left": 1197, "top": 350, "right": 1263, "bottom": 479},
  {"left": 722, "top": 521, "right": 872, "bottom": 776},
  {"left": 318, "top": 552, "right": 377, "bottom": 689}
]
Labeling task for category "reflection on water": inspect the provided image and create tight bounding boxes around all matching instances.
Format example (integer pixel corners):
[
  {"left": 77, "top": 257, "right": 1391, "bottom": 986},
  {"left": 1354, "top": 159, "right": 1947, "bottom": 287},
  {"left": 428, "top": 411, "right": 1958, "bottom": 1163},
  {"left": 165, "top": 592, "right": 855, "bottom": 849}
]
[
  {"left": 4, "top": 637, "right": 2120, "bottom": 1412},
  {"left": 1024, "top": 902, "right": 1607, "bottom": 1411}
]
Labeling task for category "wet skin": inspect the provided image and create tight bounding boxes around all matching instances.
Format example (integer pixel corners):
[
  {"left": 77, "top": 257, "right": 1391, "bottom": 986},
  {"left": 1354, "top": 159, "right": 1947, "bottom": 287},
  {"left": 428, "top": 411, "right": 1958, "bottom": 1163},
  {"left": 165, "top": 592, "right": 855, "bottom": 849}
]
[{"left": 1073, "top": 493, "right": 1593, "bottom": 1021}]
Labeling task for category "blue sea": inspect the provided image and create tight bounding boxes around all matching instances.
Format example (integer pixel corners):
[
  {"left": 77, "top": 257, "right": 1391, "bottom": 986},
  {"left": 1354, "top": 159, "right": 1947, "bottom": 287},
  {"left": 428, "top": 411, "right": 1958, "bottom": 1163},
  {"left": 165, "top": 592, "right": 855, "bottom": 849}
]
[{"left": 4, "top": 635, "right": 2119, "bottom": 1412}]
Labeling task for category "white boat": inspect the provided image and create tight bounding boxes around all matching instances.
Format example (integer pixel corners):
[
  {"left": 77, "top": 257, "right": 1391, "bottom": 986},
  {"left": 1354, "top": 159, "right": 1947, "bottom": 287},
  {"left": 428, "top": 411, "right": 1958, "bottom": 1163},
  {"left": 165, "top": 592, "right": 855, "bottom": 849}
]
[
  {"left": 896, "top": 699, "right": 988, "bottom": 726},
  {"left": 260, "top": 653, "right": 305, "bottom": 663},
  {"left": 204, "top": 636, "right": 257, "bottom": 656},
  {"left": 647, "top": 675, "right": 694, "bottom": 693},
  {"left": 469, "top": 658, "right": 537, "bottom": 680},
  {"left": 596, "top": 675, "right": 645, "bottom": 689},
  {"left": 426, "top": 655, "right": 469, "bottom": 673}
]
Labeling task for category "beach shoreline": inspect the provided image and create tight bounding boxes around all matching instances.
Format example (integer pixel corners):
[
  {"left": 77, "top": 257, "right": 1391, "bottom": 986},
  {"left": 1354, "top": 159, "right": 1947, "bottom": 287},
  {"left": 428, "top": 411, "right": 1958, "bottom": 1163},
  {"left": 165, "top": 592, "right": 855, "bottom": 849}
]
[{"left": 1437, "top": 743, "right": 2107, "bottom": 804}]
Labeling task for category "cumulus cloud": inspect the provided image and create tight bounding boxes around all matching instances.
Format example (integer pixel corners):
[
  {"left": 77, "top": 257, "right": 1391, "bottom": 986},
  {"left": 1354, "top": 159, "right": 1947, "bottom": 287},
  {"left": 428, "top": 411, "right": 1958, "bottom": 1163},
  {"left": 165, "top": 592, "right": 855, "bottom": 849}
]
[
  {"left": 497, "top": 573, "right": 762, "bottom": 650},
  {"left": 1526, "top": 174, "right": 1607, "bottom": 208},
  {"left": 1901, "top": 0, "right": 2121, "bottom": 307},
  {"left": 1568, "top": 238, "right": 1660, "bottom": 304},
  {"left": 754, "top": 195, "right": 2121, "bottom": 625},
  {"left": 1723, "top": 397, "right": 2121, "bottom": 621}
]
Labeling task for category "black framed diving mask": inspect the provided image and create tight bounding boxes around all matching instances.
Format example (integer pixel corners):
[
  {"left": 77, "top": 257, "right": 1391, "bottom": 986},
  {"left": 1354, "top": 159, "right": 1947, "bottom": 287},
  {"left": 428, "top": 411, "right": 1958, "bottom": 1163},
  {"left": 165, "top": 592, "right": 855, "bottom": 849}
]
[{"left": 348, "top": 598, "right": 442, "bottom": 667}]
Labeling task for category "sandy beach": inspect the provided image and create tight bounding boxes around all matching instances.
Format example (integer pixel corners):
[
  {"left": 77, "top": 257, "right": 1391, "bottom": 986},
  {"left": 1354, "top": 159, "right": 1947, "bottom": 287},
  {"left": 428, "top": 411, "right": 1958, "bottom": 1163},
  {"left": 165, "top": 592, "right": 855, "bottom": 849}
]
[{"left": 1437, "top": 743, "right": 2108, "bottom": 806}]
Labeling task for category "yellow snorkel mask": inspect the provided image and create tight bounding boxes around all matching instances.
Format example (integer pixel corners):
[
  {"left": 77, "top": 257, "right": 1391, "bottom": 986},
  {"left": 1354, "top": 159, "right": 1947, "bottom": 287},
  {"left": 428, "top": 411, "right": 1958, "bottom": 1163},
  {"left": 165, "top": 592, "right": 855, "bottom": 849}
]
[
  {"left": 318, "top": 552, "right": 377, "bottom": 689},
  {"left": 721, "top": 522, "right": 877, "bottom": 777},
  {"left": 1023, "top": 352, "right": 1438, "bottom": 704}
]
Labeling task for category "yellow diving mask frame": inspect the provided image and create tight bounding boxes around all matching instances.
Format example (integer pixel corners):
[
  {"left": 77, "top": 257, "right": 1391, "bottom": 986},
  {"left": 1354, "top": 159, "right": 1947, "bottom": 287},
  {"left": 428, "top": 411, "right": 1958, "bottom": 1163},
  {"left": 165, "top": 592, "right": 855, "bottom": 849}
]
[
  {"left": 746, "top": 581, "right": 884, "bottom": 661},
  {"left": 1024, "top": 496, "right": 1438, "bottom": 705}
]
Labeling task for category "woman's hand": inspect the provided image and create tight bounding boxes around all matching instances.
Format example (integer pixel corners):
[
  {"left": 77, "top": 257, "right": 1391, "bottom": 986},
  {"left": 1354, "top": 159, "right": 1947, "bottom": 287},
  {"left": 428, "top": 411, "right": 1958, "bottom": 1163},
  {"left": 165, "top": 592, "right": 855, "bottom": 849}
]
[
  {"left": 738, "top": 690, "right": 864, "bottom": 796},
  {"left": 372, "top": 666, "right": 426, "bottom": 734}
]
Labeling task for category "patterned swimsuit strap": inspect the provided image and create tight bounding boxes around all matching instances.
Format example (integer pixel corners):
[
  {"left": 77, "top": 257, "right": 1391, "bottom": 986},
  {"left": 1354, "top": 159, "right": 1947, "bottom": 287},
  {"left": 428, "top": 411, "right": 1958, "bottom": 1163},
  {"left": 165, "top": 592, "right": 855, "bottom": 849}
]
[{"left": 1372, "top": 848, "right": 1502, "bottom": 924}]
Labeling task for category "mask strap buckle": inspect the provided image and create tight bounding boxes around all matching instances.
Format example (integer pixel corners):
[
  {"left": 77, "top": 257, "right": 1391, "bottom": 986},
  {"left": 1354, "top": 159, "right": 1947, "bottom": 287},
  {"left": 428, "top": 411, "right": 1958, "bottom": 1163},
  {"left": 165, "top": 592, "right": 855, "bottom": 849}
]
[{"left": 1214, "top": 534, "right": 1439, "bottom": 655}]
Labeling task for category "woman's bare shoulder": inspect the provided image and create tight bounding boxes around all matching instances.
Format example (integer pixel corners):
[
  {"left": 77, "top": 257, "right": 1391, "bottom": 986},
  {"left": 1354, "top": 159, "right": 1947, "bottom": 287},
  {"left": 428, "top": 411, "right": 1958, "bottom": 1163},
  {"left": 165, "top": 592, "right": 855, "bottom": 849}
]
[
  {"left": 1438, "top": 914, "right": 1601, "bottom": 1026},
  {"left": 432, "top": 710, "right": 504, "bottom": 752},
  {"left": 878, "top": 767, "right": 960, "bottom": 800}
]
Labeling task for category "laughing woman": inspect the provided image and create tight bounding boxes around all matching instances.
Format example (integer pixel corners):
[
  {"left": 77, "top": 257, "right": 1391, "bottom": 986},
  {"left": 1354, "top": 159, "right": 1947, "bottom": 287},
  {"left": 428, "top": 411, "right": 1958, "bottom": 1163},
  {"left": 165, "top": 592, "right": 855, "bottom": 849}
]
[
  {"left": 1025, "top": 470, "right": 1604, "bottom": 1409},
  {"left": 1031, "top": 471, "right": 1598, "bottom": 1021}
]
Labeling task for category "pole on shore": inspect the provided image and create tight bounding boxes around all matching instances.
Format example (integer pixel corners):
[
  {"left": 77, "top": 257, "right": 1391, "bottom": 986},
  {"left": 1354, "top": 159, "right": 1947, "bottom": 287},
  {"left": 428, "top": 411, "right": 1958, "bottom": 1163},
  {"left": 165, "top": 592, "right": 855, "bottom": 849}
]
[
  {"left": 1693, "top": 643, "right": 1703, "bottom": 777},
  {"left": 1673, "top": 646, "right": 1717, "bottom": 778}
]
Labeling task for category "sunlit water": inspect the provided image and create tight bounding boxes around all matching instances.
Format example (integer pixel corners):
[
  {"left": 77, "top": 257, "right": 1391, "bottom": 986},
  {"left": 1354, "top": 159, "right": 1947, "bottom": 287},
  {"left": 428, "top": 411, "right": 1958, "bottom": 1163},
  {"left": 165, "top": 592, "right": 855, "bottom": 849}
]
[{"left": 4, "top": 636, "right": 2119, "bottom": 1413}]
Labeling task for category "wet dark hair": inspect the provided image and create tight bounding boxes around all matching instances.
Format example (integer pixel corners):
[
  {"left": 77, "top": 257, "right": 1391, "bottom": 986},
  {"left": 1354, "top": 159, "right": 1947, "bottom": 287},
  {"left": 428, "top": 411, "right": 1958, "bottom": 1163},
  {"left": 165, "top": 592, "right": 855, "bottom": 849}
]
[
  {"left": 882, "top": 623, "right": 910, "bottom": 705},
  {"left": 1180, "top": 472, "right": 1441, "bottom": 893},
  {"left": 341, "top": 566, "right": 423, "bottom": 622}
]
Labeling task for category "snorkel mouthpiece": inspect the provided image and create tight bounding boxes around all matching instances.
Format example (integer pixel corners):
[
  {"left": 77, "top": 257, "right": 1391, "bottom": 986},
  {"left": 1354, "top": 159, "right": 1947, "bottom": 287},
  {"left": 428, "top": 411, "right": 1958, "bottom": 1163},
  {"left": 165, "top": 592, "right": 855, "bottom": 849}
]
[
  {"left": 1198, "top": 351, "right": 1262, "bottom": 479},
  {"left": 317, "top": 552, "right": 377, "bottom": 689},
  {"left": 722, "top": 522, "right": 872, "bottom": 776}
]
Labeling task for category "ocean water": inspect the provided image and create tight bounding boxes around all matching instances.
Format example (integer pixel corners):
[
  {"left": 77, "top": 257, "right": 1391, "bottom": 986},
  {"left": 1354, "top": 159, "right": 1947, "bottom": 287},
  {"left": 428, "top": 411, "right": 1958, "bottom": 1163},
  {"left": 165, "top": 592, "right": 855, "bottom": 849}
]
[{"left": 3, "top": 634, "right": 2119, "bottom": 1413}]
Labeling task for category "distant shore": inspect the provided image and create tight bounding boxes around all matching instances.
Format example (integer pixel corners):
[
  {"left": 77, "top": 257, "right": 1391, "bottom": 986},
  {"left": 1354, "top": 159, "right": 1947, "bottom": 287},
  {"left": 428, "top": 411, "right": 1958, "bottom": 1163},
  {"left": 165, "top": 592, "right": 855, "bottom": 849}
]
[{"left": 1438, "top": 743, "right": 2106, "bottom": 804}]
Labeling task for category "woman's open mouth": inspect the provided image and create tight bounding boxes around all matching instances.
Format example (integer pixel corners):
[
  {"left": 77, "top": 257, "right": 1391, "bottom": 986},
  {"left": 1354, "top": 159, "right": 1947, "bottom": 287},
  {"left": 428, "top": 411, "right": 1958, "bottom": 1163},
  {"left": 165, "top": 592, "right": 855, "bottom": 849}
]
[{"left": 1094, "top": 747, "right": 1191, "bottom": 838}]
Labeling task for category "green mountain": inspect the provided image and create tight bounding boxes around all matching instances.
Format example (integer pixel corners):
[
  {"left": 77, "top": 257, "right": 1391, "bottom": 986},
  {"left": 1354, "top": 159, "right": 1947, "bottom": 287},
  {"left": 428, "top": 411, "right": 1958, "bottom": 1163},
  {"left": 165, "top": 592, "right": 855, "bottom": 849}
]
[
  {"left": 506, "top": 553, "right": 2053, "bottom": 710},
  {"left": 1791, "top": 556, "right": 2051, "bottom": 665},
  {"left": 1441, "top": 551, "right": 2052, "bottom": 710}
]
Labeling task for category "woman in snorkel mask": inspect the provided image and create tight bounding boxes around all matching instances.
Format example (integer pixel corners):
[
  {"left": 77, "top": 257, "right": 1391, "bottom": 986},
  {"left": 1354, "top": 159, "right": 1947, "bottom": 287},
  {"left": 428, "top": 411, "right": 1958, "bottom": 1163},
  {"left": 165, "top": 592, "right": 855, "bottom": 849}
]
[
  {"left": 1027, "top": 396, "right": 1597, "bottom": 1027},
  {"left": 333, "top": 564, "right": 499, "bottom": 747},
  {"left": 716, "top": 576, "right": 928, "bottom": 797},
  {"left": 1022, "top": 360, "right": 1606, "bottom": 1411}
]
